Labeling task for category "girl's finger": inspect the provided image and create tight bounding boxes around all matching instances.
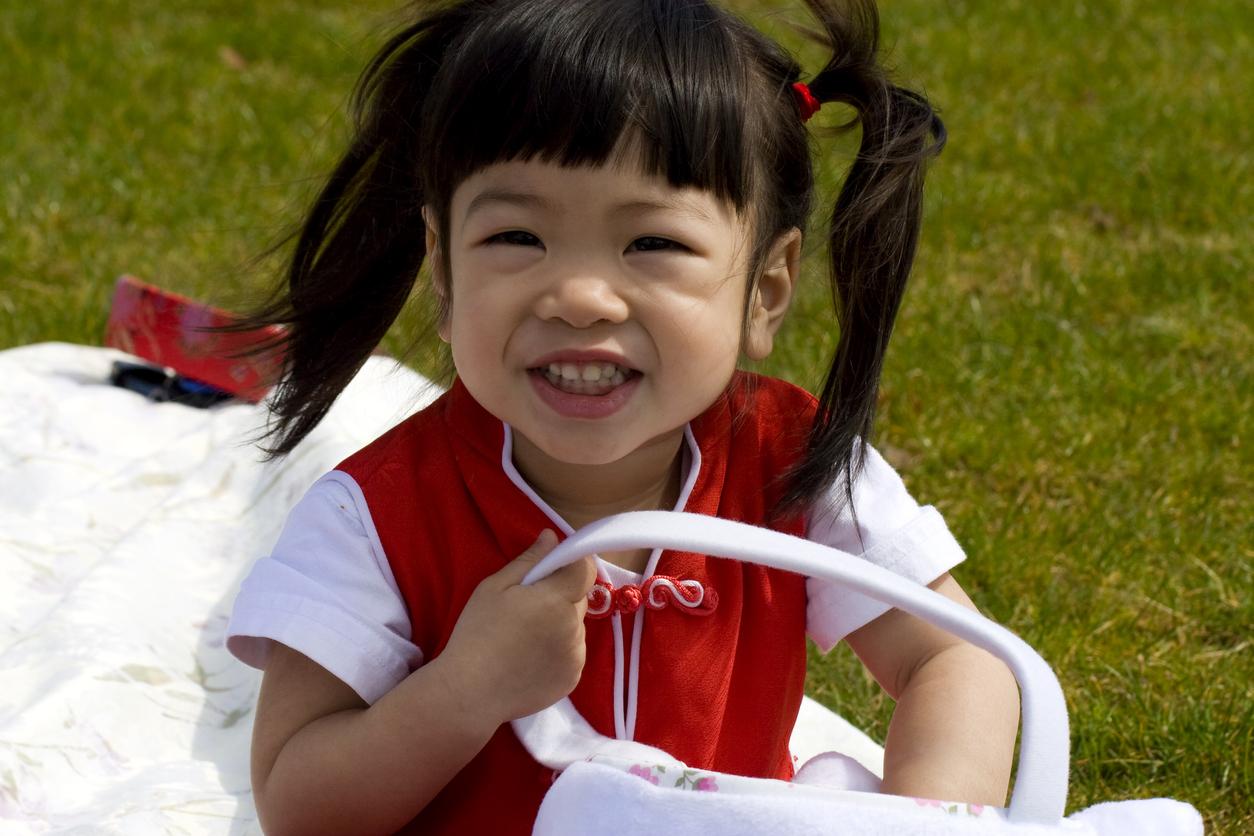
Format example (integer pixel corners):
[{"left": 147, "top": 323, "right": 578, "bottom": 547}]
[
  {"left": 535, "top": 555, "right": 597, "bottom": 604},
  {"left": 493, "top": 530, "right": 561, "bottom": 585}
]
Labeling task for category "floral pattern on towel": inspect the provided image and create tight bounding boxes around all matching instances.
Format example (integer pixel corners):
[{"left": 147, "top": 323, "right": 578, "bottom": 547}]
[
  {"left": 624, "top": 764, "right": 721, "bottom": 792},
  {"left": 596, "top": 755, "right": 1005, "bottom": 820},
  {"left": 912, "top": 797, "right": 987, "bottom": 816}
]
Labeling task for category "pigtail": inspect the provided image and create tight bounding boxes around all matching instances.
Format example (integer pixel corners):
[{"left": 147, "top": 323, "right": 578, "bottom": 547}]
[
  {"left": 241, "top": 4, "right": 472, "bottom": 458},
  {"left": 779, "top": 0, "right": 946, "bottom": 514}
]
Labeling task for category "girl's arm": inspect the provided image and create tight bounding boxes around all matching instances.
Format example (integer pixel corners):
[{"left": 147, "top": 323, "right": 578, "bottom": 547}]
[
  {"left": 250, "top": 532, "right": 596, "bottom": 836},
  {"left": 843, "top": 573, "right": 1021, "bottom": 806}
]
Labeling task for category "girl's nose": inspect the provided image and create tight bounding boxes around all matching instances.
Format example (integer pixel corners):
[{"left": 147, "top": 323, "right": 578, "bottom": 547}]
[{"left": 535, "top": 271, "right": 629, "bottom": 329}]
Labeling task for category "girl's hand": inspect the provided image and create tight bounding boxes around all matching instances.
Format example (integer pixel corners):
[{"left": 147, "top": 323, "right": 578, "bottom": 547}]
[
  {"left": 432, "top": 530, "right": 597, "bottom": 730},
  {"left": 250, "top": 532, "right": 594, "bottom": 836}
]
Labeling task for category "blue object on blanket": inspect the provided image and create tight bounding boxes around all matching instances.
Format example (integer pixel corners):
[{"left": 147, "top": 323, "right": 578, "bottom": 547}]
[{"left": 109, "top": 360, "right": 234, "bottom": 408}]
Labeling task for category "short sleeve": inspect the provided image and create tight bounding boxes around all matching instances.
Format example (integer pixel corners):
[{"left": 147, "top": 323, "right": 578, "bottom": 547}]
[
  {"left": 804, "top": 445, "right": 967, "bottom": 652},
  {"left": 226, "top": 471, "right": 422, "bottom": 704}
]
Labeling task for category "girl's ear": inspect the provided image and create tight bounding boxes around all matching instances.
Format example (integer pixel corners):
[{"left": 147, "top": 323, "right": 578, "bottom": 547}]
[
  {"left": 423, "top": 207, "right": 452, "bottom": 343},
  {"left": 744, "top": 228, "right": 801, "bottom": 361}
]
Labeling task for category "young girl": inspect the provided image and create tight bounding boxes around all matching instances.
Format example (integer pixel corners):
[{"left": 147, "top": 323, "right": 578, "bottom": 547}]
[{"left": 226, "top": 0, "right": 1020, "bottom": 833}]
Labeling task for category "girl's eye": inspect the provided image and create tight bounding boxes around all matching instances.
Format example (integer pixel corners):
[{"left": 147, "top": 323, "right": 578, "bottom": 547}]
[
  {"left": 487, "top": 230, "right": 543, "bottom": 248},
  {"left": 628, "top": 236, "right": 681, "bottom": 253}
]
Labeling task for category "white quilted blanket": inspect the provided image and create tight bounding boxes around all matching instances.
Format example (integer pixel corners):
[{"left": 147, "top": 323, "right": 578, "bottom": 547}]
[
  {"left": 0, "top": 342, "right": 884, "bottom": 835},
  {"left": 0, "top": 343, "right": 437, "bottom": 834}
]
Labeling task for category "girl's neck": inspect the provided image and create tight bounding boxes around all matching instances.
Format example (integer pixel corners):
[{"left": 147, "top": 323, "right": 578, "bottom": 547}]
[{"left": 510, "top": 428, "right": 685, "bottom": 574}]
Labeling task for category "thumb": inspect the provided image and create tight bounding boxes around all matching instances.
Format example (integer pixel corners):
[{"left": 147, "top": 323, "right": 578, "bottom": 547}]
[
  {"left": 535, "top": 554, "right": 598, "bottom": 606},
  {"left": 494, "top": 529, "right": 561, "bottom": 585}
]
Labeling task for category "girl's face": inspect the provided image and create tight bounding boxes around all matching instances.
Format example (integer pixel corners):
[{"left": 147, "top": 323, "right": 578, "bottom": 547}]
[{"left": 428, "top": 157, "right": 797, "bottom": 474}]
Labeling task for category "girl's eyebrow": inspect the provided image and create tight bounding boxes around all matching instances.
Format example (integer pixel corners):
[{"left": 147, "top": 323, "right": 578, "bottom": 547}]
[
  {"left": 611, "top": 196, "right": 720, "bottom": 225},
  {"left": 463, "top": 186, "right": 721, "bottom": 226},
  {"left": 463, "top": 188, "right": 558, "bottom": 219}
]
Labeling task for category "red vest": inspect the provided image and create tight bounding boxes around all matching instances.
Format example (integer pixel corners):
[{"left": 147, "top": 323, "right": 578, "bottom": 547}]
[{"left": 337, "top": 372, "right": 817, "bottom": 834}]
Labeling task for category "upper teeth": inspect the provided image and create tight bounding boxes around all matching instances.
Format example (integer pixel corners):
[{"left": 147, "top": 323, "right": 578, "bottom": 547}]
[{"left": 547, "top": 363, "right": 626, "bottom": 383}]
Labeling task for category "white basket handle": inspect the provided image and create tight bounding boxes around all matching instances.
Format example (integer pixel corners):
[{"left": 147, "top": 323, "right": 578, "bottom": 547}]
[{"left": 520, "top": 510, "right": 1070, "bottom": 826}]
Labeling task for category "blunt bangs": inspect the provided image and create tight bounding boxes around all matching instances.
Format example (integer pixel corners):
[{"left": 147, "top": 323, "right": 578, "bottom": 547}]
[{"left": 418, "top": 0, "right": 766, "bottom": 218}]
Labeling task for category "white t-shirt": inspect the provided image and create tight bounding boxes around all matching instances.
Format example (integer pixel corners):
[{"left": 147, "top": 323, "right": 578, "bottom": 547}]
[{"left": 227, "top": 433, "right": 965, "bottom": 705}]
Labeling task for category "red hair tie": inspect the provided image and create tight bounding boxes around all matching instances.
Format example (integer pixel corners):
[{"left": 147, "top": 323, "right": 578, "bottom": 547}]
[{"left": 791, "top": 82, "right": 821, "bottom": 123}]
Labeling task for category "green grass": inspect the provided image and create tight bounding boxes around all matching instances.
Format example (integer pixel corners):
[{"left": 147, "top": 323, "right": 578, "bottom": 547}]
[{"left": 2, "top": 0, "right": 1250, "bottom": 832}]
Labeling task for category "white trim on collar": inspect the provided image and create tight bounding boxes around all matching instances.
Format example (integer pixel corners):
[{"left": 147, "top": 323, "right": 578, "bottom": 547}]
[{"left": 499, "top": 422, "right": 703, "bottom": 742}]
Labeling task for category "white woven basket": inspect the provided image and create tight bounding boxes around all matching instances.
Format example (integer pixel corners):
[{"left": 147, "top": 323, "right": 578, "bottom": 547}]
[{"left": 515, "top": 511, "right": 1203, "bottom": 836}]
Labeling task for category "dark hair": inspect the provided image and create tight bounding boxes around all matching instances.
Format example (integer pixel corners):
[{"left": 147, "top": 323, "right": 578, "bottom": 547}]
[{"left": 243, "top": 0, "right": 944, "bottom": 515}]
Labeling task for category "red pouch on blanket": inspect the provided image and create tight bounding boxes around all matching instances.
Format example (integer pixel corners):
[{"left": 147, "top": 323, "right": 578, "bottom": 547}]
[{"left": 104, "top": 275, "right": 284, "bottom": 403}]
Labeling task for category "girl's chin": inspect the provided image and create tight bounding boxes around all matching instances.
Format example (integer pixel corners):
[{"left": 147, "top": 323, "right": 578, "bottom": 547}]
[{"left": 517, "top": 424, "right": 687, "bottom": 472}]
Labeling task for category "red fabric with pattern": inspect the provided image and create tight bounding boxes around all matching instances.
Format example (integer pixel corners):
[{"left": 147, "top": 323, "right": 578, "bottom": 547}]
[{"left": 336, "top": 372, "right": 817, "bottom": 835}]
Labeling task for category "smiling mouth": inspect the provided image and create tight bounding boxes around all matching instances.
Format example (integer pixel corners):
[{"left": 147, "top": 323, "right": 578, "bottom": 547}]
[{"left": 536, "top": 361, "right": 636, "bottom": 395}]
